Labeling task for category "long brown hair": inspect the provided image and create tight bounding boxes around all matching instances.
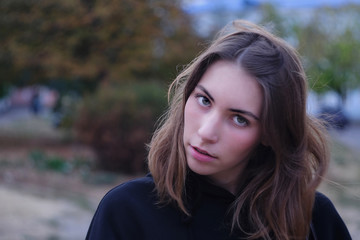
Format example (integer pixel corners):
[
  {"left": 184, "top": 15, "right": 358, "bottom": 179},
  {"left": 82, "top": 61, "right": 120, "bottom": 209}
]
[{"left": 148, "top": 20, "right": 329, "bottom": 240}]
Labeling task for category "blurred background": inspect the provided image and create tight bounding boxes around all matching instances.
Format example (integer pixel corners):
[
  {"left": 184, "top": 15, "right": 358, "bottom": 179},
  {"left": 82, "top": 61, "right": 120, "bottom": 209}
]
[{"left": 0, "top": 0, "right": 359, "bottom": 239}]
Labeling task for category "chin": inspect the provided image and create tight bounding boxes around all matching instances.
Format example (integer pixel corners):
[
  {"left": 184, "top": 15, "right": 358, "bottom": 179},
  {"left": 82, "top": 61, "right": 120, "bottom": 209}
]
[{"left": 186, "top": 157, "right": 212, "bottom": 176}]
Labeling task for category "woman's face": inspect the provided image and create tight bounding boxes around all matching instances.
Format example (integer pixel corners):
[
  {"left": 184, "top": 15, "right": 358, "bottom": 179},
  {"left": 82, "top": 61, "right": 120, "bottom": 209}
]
[{"left": 183, "top": 60, "right": 263, "bottom": 193}]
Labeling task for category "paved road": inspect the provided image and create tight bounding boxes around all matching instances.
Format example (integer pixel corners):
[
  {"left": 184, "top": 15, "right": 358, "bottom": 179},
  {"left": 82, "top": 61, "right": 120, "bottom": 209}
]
[{"left": 0, "top": 185, "right": 93, "bottom": 240}]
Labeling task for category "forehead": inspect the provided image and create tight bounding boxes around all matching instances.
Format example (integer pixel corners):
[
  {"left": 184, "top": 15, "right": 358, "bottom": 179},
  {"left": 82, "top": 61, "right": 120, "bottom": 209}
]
[{"left": 197, "top": 60, "right": 263, "bottom": 116}]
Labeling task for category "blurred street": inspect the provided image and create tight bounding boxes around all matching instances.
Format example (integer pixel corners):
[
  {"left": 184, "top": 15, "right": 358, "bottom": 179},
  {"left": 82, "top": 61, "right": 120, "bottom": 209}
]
[
  {"left": 0, "top": 185, "right": 93, "bottom": 240},
  {"left": 330, "top": 123, "right": 360, "bottom": 154},
  {"left": 0, "top": 107, "right": 113, "bottom": 240}
]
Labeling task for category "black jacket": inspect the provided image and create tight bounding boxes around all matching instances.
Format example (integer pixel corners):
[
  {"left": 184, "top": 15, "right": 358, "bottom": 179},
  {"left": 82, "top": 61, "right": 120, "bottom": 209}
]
[{"left": 86, "top": 174, "right": 352, "bottom": 240}]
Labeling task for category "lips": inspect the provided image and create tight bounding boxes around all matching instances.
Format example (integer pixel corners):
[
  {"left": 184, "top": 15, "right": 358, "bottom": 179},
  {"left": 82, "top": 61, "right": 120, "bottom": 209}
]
[
  {"left": 194, "top": 147, "right": 212, "bottom": 156},
  {"left": 189, "top": 145, "right": 216, "bottom": 162}
]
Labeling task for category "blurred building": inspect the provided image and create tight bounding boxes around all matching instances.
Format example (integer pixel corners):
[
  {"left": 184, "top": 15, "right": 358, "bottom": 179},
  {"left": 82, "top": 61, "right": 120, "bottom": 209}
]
[{"left": 1, "top": 86, "right": 58, "bottom": 113}]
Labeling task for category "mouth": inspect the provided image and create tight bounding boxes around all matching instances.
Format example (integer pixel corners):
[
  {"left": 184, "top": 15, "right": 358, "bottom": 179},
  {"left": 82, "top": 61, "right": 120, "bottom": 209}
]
[
  {"left": 190, "top": 145, "right": 217, "bottom": 162},
  {"left": 191, "top": 146, "right": 216, "bottom": 159}
]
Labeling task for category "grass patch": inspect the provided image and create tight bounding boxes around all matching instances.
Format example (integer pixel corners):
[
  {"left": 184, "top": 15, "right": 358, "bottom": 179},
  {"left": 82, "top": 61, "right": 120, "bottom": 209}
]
[{"left": 29, "top": 150, "right": 93, "bottom": 175}]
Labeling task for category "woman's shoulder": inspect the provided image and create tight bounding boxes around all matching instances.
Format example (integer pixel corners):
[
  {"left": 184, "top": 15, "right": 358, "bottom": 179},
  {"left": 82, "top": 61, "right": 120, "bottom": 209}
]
[
  {"left": 312, "top": 192, "right": 352, "bottom": 240},
  {"left": 86, "top": 175, "right": 162, "bottom": 239},
  {"left": 102, "top": 174, "right": 156, "bottom": 204},
  {"left": 313, "top": 192, "right": 345, "bottom": 220},
  {"left": 108, "top": 174, "right": 155, "bottom": 194}
]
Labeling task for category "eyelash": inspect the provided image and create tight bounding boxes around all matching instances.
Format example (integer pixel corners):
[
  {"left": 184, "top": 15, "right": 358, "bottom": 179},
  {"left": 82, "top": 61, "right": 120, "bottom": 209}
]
[{"left": 194, "top": 93, "right": 250, "bottom": 127}]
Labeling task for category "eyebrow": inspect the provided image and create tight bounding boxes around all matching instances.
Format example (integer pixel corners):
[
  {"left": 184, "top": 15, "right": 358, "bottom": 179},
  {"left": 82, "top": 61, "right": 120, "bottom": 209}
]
[
  {"left": 229, "top": 108, "right": 260, "bottom": 121},
  {"left": 197, "top": 85, "right": 214, "bottom": 102},
  {"left": 196, "top": 85, "right": 260, "bottom": 121}
]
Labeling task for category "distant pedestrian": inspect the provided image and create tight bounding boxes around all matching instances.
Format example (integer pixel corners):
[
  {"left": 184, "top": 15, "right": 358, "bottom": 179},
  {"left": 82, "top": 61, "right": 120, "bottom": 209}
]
[
  {"left": 86, "top": 20, "right": 351, "bottom": 240},
  {"left": 30, "top": 88, "right": 41, "bottom": 115}
]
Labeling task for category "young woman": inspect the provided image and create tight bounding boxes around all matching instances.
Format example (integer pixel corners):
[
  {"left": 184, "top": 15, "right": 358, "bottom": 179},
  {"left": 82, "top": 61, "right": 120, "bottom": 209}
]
[{"left": 86, "top": 20, "right": 351, "bottom": 240}]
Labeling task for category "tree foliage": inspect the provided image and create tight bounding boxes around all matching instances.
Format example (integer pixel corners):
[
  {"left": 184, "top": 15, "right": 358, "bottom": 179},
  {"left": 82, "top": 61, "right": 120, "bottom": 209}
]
[
  {"left": 75, "top": 81, "right": 167, "bottom": 173},
  {"left": 254, "top": 4, "right": 360, "bottom": 100},
  {"left": 0, "top": 0, "right": 202, "bottom": 95},
  {"left": 294, "top": 5, "right": 360, "bottom": 99}
]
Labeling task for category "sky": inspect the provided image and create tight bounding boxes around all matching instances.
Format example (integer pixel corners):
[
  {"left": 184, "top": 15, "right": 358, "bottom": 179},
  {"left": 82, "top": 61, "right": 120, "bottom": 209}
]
[
  {"left": 182, "top": 0, "right": 360, "bottom": 13},
  {"left": 182, "top": 0, "right": 360, "bottom": 36}
]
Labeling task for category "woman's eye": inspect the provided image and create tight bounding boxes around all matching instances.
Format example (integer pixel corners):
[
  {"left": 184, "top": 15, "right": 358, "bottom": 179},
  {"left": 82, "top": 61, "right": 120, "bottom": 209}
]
[
  {"left": 233, "top": 115, "right": 248, "bottom": 127},
  {"left": 196, "top": 95, "right": 211, "bottom": 107}
]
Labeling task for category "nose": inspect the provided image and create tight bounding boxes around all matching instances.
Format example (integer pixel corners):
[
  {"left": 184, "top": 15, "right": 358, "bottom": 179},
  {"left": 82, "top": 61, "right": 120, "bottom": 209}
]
[{"left": 197, "top": 112, "right": 220, "bottom": 143}]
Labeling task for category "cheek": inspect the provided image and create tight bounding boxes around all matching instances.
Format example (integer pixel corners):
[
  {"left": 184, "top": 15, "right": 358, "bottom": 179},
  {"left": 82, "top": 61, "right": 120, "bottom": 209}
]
[
  {"left": 183, "top": 100, "right": 196, "bottom": 139},
  {"left": 226, "top": 130, "right": 261, "bottom": 155},
  {"left": 184, "top": 98, "right": 198, "bottom": 116},
  {"left": 184, "top": 100, "right": 199, "bottom": 129}
]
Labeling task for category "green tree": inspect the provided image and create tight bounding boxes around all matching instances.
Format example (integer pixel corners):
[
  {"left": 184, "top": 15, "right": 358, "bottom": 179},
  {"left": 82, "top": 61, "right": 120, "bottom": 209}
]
[
  {"left": 296, "top": 5, "right": 360, "bottom": 101},
  {"left": 258, "top": 3, "right": 291, "bottom": 38},
  {"left": 242, "top": 3, "right": 360, "bottom": 102},
  {"left": 0, "top": 0, "right": 202, "bottom": 96}
]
